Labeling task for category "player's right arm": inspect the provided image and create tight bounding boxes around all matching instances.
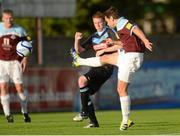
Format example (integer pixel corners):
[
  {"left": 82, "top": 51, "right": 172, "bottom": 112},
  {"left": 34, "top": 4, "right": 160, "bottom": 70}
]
[{"left": 74, "top": 32, "right": 85, "bottom": 54}]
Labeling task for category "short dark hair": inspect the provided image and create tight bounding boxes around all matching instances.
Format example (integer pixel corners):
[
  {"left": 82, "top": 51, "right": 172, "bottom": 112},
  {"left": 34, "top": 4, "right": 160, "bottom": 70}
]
[
  {"left": 2, "top": 9, "right": 14, "bottom": 15},
  {"left": 104, "top": 6, "right": 120, "bottom": 19},
  {"left": 92, "top": 11, "right": 104, "bottom": 20}
]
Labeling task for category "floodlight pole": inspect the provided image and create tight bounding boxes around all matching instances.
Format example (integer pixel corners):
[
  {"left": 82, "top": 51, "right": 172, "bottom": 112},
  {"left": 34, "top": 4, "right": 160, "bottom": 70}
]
[{"left": 36, "top": 17, "right": 43, "bottom": 65}]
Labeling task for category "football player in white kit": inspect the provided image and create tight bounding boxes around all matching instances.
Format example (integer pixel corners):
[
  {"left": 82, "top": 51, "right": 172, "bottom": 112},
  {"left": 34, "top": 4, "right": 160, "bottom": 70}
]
[{"left": 0, "top": 9, "right": 31, "bottom": 123}]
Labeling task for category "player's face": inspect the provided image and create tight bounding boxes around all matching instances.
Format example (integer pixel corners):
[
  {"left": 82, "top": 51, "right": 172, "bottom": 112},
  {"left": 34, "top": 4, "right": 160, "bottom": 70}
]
[
  {"left": 105, "top": 16, "right": 116, "bottom": 29},
  {"left": 93, "top": 18, "right": 104, "bottom": 32},
  {"left": 2, "top": 13, "right": 14, "bottom": 28}
]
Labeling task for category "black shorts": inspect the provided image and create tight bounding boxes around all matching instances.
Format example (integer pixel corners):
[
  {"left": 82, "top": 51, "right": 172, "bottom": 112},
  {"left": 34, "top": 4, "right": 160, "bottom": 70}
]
[{"left": 84, "top": 64, "right": 114, "bottom": 95}]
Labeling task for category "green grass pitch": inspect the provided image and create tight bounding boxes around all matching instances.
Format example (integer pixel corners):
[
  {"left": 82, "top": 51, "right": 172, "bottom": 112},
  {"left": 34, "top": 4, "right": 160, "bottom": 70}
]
[{"left": 0, "top": 109, "right": 180, "bottom": 135}]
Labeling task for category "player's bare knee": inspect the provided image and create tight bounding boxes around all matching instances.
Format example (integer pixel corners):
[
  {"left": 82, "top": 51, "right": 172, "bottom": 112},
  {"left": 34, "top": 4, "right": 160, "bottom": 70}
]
[
  {"left": 100, "top": 55, "right": 109, "bottom": 63},
  {"left": 78, "top": 76, "right": 88, "bottom": 88},
  {"left": 117, "top": 86, "right": 129, "bottom": 96},
  {"left": 15, "top": 86, "right": 24, "bottom": 93},
  {"left": 117, "top": 89, "right": 126, "bottom": 96}
]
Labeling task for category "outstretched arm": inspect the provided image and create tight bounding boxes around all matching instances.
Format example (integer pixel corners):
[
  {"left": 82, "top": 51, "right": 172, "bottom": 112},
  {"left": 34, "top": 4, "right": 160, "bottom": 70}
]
[{"left": 132, "top": 27, "right": 153, "bottom": 52}]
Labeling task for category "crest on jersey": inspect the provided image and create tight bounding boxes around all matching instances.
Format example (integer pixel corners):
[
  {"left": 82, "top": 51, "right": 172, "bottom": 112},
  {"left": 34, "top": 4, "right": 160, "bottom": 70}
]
[{"left": 10, "top": 35, "right": 16, "bottom": 39}]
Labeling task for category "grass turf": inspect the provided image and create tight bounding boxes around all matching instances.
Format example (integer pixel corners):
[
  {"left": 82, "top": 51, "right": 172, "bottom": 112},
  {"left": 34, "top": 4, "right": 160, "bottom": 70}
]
[{"left": 0, "top": 109, "right": 180, "bottom": 135}]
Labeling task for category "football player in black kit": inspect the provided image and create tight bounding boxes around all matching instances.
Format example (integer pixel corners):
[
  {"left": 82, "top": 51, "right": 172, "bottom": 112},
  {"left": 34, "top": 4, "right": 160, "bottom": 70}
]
[{"left": 71, "top": 11, "right": 117, "bottom": 128}]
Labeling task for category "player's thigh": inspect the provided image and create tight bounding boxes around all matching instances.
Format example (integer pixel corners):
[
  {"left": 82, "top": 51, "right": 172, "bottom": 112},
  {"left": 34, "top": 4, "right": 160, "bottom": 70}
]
[
  {"left": 78, "top": 75, "right": 88, "bottom": 88},
  {"left": 0, "top": 60, "right": 10, "bottom": 83},
  {"left": 118, "top": 53, "right": 143, "bottom": 82},
  {"left": 85, "top": 67, "right": 113, "bottom": 83},
  {"left": 9, "top": 60, "right": 23, "bottom": 84},
  {"left": 100, "top": 52, "right": 118, "bottom": 66},
  {"left": 84, "top": 67, "right": 113, "bottom": 95}
]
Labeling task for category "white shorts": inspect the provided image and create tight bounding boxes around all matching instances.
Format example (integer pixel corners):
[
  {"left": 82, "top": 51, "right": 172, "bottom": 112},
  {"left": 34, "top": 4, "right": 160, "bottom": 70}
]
[
  {"left": 0, "top": 60, "right": 23, "bottom": 84},
  {"left": 117, "top": 49, "right": 144, "bottom": 82}
]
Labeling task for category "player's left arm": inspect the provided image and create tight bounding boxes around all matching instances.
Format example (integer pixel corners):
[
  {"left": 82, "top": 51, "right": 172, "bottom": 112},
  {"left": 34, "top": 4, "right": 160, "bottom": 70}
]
[
  {"left": 21, "top": 57, "right": 28, "bottom": 72},
  {"left": 20, "top": 27, "right": 30, "bottom": 72},
  {"left": 96, "top": 40, "right": 123, "bottom": 56},
  {"left": 107, "top": 38, "right": 123, "bottom": 50},
  {"left": 20, "top": 35, "right": 31, "bottom": 41},
  {"left": 132, "top": 26, "right": 153, "bottom": 52},
  {"left": 19, "top": 26, "right": 32, "bottom": 42},
  {"left": 20, "top": 35, "right": 30, "bottom": 72}
]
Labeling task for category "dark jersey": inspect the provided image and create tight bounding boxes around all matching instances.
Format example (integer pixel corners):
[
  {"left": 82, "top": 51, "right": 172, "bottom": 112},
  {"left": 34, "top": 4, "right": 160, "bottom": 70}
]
[
  {"left": 81, "top": 26, "right": 117, "bottom": 93},
  {"left": 116, "top": 17, "right": 145, "bottom": 53},
  {"left": 81, "top": 26, "right": 117, "bottom": 56}
]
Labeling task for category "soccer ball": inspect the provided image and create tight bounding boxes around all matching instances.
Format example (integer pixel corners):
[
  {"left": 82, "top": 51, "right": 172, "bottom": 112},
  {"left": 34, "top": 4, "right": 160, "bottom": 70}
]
[{"left": 16, "top": 41, "right": 33, "bottom": 57}]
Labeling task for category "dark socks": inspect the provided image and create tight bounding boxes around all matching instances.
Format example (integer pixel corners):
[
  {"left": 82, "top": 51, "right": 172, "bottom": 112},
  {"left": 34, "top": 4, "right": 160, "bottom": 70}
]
[
  {"left": 87, "top": 98, "right": 98, "bottom": 124},
  {"left": 80, "top": 87, "right": 89, "bottom": 114}
]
